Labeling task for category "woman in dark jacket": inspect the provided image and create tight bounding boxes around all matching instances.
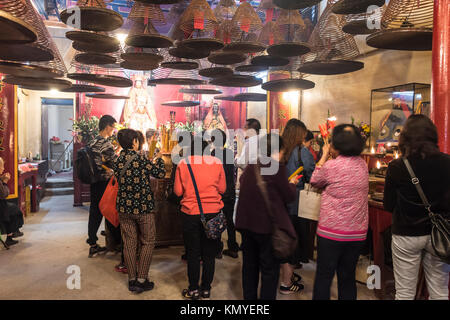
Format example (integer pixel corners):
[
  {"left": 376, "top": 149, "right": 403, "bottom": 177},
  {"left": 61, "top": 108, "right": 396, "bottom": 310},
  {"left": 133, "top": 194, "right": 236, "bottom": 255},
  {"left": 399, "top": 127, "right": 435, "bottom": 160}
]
[
  {"left": 384, "top": 115, "right": 450, "bottom": 300},
  {"left": 236, "top": 133, "right": 298, "bottom": 300}
]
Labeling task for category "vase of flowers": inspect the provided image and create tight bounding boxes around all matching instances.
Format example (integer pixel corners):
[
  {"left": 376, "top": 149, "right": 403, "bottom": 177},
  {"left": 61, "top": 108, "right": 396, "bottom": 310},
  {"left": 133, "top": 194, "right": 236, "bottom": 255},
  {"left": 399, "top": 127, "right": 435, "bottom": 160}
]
[{"left": 72, "top": 114, "right": 99, "bottom": 144}]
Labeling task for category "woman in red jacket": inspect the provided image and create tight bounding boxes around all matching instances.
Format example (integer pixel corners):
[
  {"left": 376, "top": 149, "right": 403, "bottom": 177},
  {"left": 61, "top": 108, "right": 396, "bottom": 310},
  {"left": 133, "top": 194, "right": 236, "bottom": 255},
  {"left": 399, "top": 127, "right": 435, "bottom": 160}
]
[{"left": 174, "top": 133, "right": 226, "bottom": 300}]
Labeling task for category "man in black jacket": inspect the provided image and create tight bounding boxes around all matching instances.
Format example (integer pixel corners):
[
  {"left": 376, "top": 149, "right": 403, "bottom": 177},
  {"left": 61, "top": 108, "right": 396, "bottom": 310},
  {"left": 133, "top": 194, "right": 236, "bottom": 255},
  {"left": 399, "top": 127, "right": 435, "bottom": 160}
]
[{"left": 210, "top": 129, "right": 239, "bottom": 258}]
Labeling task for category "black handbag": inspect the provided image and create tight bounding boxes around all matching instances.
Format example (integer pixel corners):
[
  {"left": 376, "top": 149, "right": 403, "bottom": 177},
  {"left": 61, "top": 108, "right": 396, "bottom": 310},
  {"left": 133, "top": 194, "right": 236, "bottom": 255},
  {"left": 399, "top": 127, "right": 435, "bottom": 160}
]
[
  {"left": 186, "top": 160, "right": 226, "bottom": 240},
  {"left": 253, "top": 165, "right": 297, "bottom": 260},
  {"left": 403, "top": 158, "right": 450, "bottom": 264}
]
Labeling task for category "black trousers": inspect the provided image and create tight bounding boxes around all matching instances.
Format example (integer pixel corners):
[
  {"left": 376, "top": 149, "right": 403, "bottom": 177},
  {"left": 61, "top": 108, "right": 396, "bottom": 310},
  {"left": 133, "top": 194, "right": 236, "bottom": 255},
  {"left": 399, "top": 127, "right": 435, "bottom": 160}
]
[
  {"left": 313, "top": 236, "right": 364, "bottom": 300},
  {"left": 87, "top": 180, "right": 108, "bottom": 246},
  {"left": 182, "top": 212, "right": 220, "bottom": 291},
  {"left": 241, "top": 230, "right": 280, "bottom": 300},
  {"left": 221, "top": 200, "right": 239, "bottom": 252},
  {"left": 0, "top": 203, "right": 24, "bottom": 234}
]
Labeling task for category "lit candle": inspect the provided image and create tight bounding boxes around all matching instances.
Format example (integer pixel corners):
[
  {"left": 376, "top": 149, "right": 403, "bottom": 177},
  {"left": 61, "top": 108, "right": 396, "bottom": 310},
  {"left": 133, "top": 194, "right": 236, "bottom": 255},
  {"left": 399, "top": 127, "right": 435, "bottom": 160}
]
[
  {"left": 371, "top": 147, "right": 375, "bottom": 154},
  {"left": 395, "top": 152, "right": 399, "bottom": 159},
  {"left": 376, "top": 161, "right": 381, "bottom": 170}
]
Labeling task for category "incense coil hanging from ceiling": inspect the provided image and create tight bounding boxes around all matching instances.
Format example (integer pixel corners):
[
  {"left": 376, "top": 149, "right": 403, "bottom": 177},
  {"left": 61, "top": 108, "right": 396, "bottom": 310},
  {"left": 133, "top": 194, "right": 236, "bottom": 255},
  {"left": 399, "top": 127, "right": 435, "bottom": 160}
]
[
  {"left": 298, "top": 3, "right": 364, "bottom": 75},
  {"left": 366, "top": 0, "right": 434, "bottom": 51},
  {"left": 258, "top": 21, "right": 284, "bottom": 46},
  {"left": 331, "top": 0, "right": 387, "bottom": 15},
  {"left": 179, "top": 0, "right": 219, "bottom": 35},
  {"left": 60, "top": 0, "right": 123, "bottom": 32},
  {"left": 229, "top": 1, "right": 263, "bottom": 42},
  {"left": 213, "top": 0, "right": 237, "bottom": 23},
  {"left": 267, "top": 9, "right": 310, "bottom": 57},
  {"left": 338, "top": 4, "right": 385, "bottom": 35},
  {"left": 0, "top": 0, "right": 67, "bottom": 77},
  {"left": 0, "top": 4, "right": 36, "bottom": 44},
  {"left": 128, "top": 1, "right": 166, "bottom": 26},
  {"left": 273, "top": 0, "right": 322, "bottom": 10},
  {"left": 126, "top": 17, "right": 173, "bottom": 48},
  {"left": 166, "top": 0, "right": 189, "bottom": 24}
]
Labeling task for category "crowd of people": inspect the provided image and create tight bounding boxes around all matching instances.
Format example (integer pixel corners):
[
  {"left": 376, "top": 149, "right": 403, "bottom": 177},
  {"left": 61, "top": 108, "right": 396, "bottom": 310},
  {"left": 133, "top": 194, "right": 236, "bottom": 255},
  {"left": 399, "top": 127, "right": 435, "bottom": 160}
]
[
  {"left": 2, "top": 113, "right": 448, "bottom": 300},
  {"left": 82, "top": 114, "right": 450, "bottom": 299}
]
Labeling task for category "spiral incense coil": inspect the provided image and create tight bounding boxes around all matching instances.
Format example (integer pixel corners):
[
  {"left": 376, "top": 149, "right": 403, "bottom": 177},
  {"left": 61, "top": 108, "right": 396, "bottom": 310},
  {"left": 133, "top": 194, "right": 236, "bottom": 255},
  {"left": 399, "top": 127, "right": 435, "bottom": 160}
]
[
  {"left": 340, "top": 5, "right": 385, "bottom": 35},
  {"left": 60, "top": 84, "right": 106, "bottom": 93},
  {"left": 231, "top": 1, "right": 263, "bottom": 38},
  {"left": 179, "top": 0, "right": 219, "bottom": 34},
  {"left": 166, "top": 0, "right": 189, "bottom": 24},
  {"left": 128, "top": 1, "right": 166, "bottom": 26},
  {"left": 0, "top": 9, "right": 36, "bottom": 44},
  {"left": 366, "top": 0, "right": 433, "bottom": 51},
  {"left": 258, "top": 21, "right": 284, "bottom": 46},
  {"left": 213, "top": 0, "right": 237, "bottom": 23},
  {"left": 274, "top": 0, "right": 322, "bottom": 10},
  {"left": 60, "top": 0, "right": 123, "bottom": 32},
  {"left": 198, "top": 66, "right": 234, "bottom": 78},
  {"left": 126, "top": 18, "right": 174, "bottom": 48}
]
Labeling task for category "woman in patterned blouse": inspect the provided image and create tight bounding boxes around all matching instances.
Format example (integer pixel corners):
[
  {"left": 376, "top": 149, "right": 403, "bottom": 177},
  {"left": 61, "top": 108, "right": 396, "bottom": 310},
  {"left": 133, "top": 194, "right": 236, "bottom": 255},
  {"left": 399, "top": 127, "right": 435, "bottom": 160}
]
[{"left": 113, "top": 128, "right": 165, "bottom": 294}]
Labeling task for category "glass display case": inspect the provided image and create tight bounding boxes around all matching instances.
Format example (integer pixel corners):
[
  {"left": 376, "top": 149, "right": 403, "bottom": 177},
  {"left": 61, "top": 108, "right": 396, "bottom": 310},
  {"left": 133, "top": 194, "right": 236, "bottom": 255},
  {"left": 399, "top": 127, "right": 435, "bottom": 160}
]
[{"left": 369, "top": 83, "right": 431, "bottom": 152}]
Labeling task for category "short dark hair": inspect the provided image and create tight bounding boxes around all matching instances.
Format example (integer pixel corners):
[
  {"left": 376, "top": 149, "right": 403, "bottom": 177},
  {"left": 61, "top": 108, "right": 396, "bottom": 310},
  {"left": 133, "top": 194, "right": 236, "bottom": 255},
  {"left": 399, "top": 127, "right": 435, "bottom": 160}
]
[
  {"left": 259, "top": 133, "right": 283, "bottom": 158},
  {"left": 399, "top": 115, "right": 439, "bottom": 158},
  {"left": 211, "top": 129, "right": 226, "bottom": 147},
  {"left": 117, "top": 129, "right": 138, "bottom": 150},
  {"left": 99, "top": 115, "right": 116, "bottom": 131},
  {"left": 136, "top": 130, "right": 145, "bottom": 150},
  {"left": 305, "top": 130, "right": 314, "bottom": 142},
  {"left": 246, "top": 118, "right": 261, "bottom": 134},
  {"left": 145, "top": 129, "right": 156, "bottom": 141},
  {"left": 331, "top": 124, "right": 364, "bottom": 156}
]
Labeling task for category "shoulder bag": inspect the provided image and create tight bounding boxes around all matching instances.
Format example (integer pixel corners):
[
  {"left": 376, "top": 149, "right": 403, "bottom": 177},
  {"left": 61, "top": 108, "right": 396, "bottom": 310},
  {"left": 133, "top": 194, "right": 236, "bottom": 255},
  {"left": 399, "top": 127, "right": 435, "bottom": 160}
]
[
  {"left": 186, "top": 159, "right": 227, "bottom": 240},
  {"left": 298, "top": 183, "right": 322, "bottom": 221},
  {"left": 403, "top": 158, "right": 450, "bottom": 264},
  {"left": 99, "top": 154, "right": 138, "bottom": 227},
  {"left": 253, "top": 165, "right": 297, "bottom": 260}
]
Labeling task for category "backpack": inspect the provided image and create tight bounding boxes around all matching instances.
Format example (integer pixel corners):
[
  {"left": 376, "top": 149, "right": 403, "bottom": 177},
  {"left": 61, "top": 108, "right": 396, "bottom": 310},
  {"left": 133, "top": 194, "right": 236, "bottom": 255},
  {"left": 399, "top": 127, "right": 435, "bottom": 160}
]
[{"left": 75, "top": 146, "right": 100, "bottom": 184}]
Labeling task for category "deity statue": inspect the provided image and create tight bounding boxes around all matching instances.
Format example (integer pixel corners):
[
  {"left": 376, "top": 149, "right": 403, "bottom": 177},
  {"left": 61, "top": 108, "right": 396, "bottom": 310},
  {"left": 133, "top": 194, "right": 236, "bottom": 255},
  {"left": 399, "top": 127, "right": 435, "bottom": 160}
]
[
  {"left": 203, "top": 102, "right": 227, "bottom": 132},
  {"left": 121, "top": 75, "right": 157, "bottom": 133}
]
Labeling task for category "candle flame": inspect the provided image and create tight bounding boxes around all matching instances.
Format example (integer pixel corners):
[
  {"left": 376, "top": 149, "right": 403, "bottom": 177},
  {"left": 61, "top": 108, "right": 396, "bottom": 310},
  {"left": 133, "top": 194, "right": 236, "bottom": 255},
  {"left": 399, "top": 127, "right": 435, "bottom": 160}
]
[
  {"left": 376, "top": 161, "right": 381, "bottom": 169},
  {"left": 371, "top": 147, "right": 375, "bottom": 154}
]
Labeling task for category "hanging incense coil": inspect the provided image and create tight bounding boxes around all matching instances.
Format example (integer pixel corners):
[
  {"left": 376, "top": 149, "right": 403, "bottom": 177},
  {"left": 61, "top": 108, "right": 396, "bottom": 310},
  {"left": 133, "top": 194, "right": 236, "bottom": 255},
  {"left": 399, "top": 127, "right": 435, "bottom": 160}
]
[
  {"left": 233, "top": 93, "right": 267, "bottom": 102},
  {"left": 210, "top": 75, "right": 262, "bottom": 88},
  {"left": 298, "top": 4, "right": 363, "bottom": 75},
  {"left": 0, "top": 61, "right": 63, "bottom": 78},
  {"left": 0, "top": 9, "right": 36, "bottom": 44},
  {"left": 366, "top": 0, "right": 433, "bottom": 51},
  {"left": 235, "top": 64, "right": 269, "bottom": 73},
  {"left": 72, "top": 40, "right": 120, "bottom": 54},
  {"left": 267, "top": 42, "right": 311, "bottom": 57},
  {"left": 258, "top": 21, "right": 284, "bottom": 46},
  {"left": 179, "top": 0, "right": 219, "bottom": 34},
  {"left": 120, "top": 60, "right": 160, "bottom": 71},
  {"left": 148, "top": 78, "right": 205, "bottom": 85},
  {"left": 215, "top": 20, "right": 240, "bottom": 45},
  {"left": 213, "top": 0, "right": 237, "bottom": 23},
  {"left": 213, "top": 95, "right": 235, "bottom": 101},
  {"left": 166, "top": 0, "right": 189, "bottom": 24},
  {"left": 262, "top": 78, "right": 315, "bottom": 91},
  {"left": 341, "top": 5, "right": 385, "bottom": 35},
  {"left": 276, "top": 9, "right": 306, "bottom": 40},
  {"left": 161, "top": 61, "right": 199, "bottom": 70},
  {"left": 86, "top": 93, "right": 130, "bottom": 99},
  {"left": 126, "top": 18, "right": 174, "bottom": 48},
  {"left": 128, "top": 2, "right": 166, "bottom": 26},
  {"left": 60, "top": 84, "right": 105, "bottom": 93},
  {"left": 169, "top": 46, "right": 210, "bottom": 59},
  {"left": 257, "top": 0, "right": 277, "bottom": 11},
  {"left": 208, "top": 52, "right": 247, "bottom": 65},
  {"left": 179, "top": 88, "right": 222, "bottom": 95},
  {"left": 198, "top": 67, "right": 234, "bottom": 78},
  {"left": 180, "top": 38, "right": 224, "bottom": 52},
  {"left": 251, "top": 55, "right": 290, "bottom": 67},
  {"left": 218, "top": 18, "right": 265, "bottom": 53},
  {"left": 60, "top": 0, "right": 123, "bottom": 32},
  {"left": 274, "top": 0, "right": 322, "bottom": 10},
  {"left": 332, "top": 0, "right": 386, "bottom": 15},
  {"left": 3, "top": 75, "right": 72, "bottom": 91},
  {"left": 75, "top": 52, "right": 116, "bottom": 65},
  {"left": 231, "top": 1, "right": 263, "bottom": 35},
  {"left": 121, "top": 51, "right": 164, "bottom": 64},
  {"left": 162, "top": 101, "right": 200, "bottom": 107},
  {"left": 67, "top": 73, "right": 133, "bottom": 87},
  {"left": 66, "top": 31, "right": 119, "bottom": 46}
]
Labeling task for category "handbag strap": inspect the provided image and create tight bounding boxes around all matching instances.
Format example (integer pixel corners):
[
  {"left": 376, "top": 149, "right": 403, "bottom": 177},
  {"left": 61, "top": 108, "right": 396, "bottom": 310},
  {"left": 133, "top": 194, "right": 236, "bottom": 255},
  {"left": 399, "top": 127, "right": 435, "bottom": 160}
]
[
  {"left": 118, "top": 154, "right": 138, "bottom": 181},
  {"left": 402, "top": 158, "right": 434, "bottom": 218},
  {"left": 186, "top": 158, "right": 206, "bottom": 224}
]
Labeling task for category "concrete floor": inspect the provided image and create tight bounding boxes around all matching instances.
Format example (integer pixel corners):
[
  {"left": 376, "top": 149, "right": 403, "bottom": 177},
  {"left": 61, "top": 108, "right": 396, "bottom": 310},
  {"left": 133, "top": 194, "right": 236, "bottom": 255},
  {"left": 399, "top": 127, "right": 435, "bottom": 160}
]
[{"left": 0, "top": 195, "right": 379, "bottom": 300}]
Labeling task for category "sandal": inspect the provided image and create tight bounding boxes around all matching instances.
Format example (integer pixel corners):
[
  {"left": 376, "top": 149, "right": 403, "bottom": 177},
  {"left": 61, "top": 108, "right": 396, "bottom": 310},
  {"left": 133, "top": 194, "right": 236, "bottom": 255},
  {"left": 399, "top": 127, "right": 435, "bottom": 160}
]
[{"left": 182, "top": 289, "right": 200, "bottom": 300}]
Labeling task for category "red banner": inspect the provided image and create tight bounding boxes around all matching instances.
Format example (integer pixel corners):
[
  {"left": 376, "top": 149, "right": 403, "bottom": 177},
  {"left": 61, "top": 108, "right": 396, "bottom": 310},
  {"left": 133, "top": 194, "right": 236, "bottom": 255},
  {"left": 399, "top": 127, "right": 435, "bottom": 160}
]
[{"left": 0, "top": 77, "right": 18, "bottom": 198}]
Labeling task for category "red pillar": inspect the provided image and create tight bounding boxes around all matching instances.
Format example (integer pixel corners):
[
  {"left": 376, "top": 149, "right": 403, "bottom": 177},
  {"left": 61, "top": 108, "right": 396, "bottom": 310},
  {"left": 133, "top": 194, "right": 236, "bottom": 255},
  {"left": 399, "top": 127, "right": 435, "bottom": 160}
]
[{"left": 431, "top": 0, "right": 450, "bottom": 154}]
